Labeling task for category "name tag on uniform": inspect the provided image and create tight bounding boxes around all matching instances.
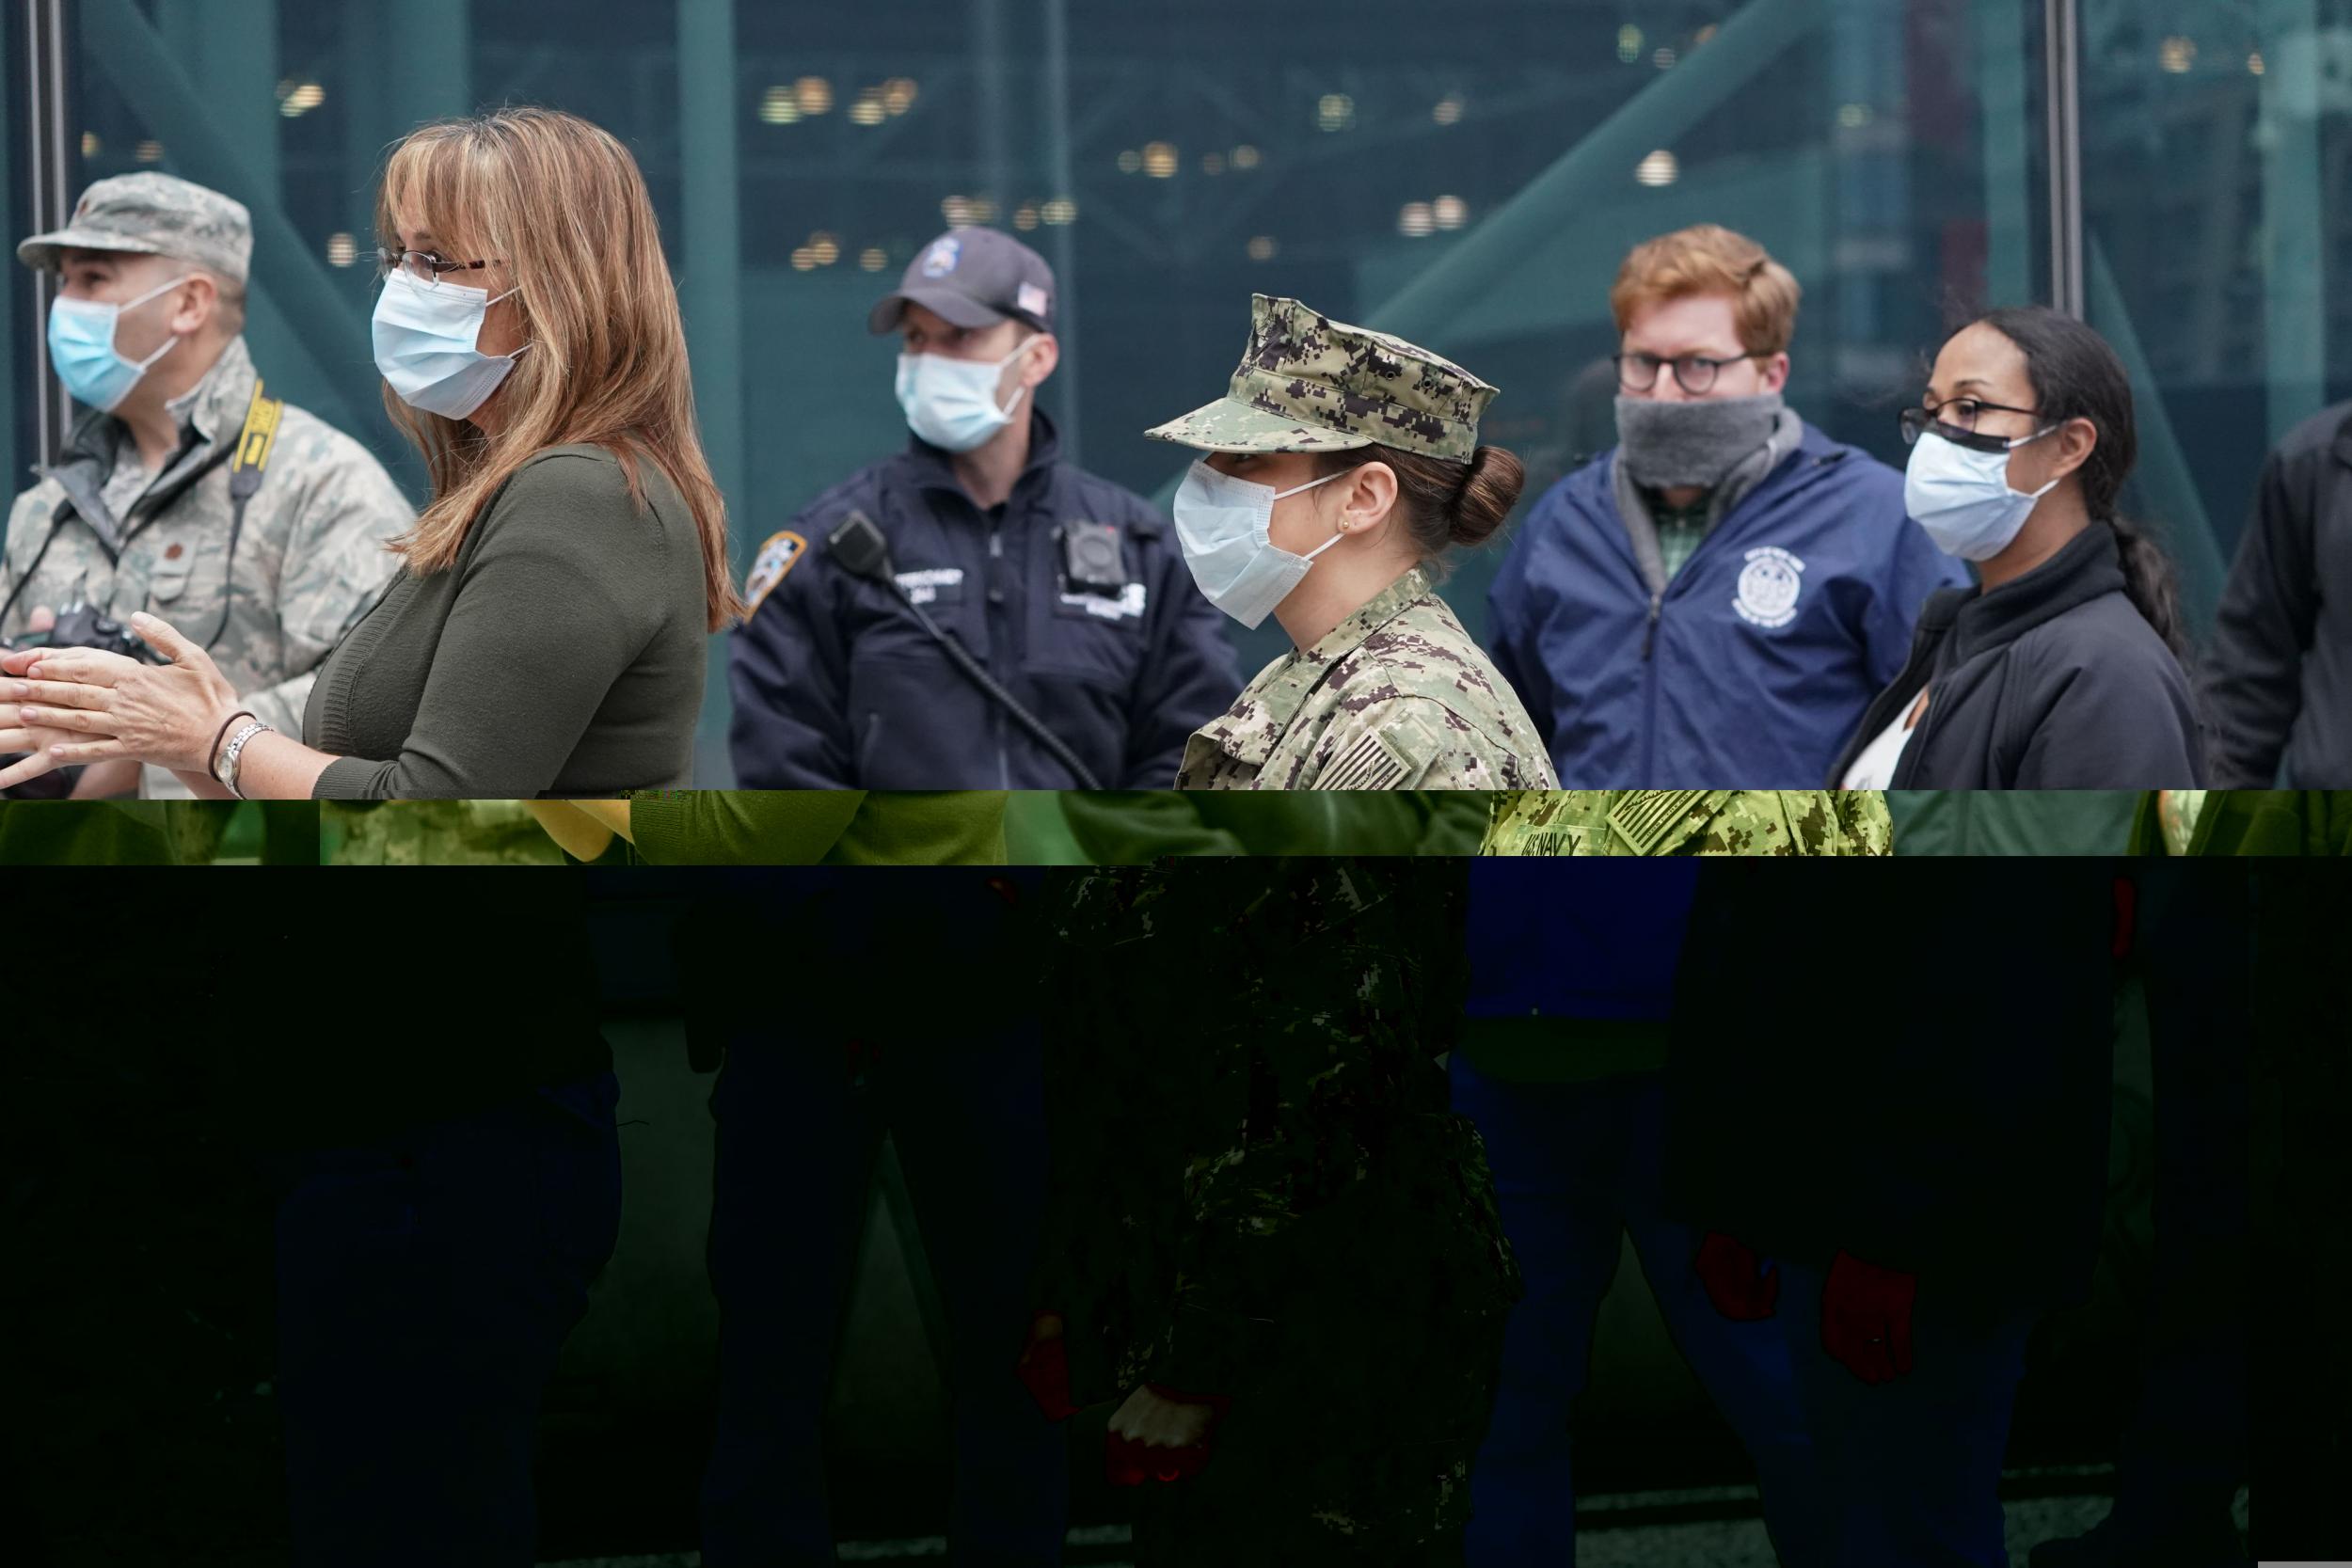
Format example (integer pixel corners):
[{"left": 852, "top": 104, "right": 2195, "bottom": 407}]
[
  {"left": 895, "top": 566, "right": 964, "bottom": 606},
  {"left": 1059, "top": 582, "right": 1148, "bottom": 621},
  {"left": 1496, "top": 826, "right": 1585, "bottom": 857}
]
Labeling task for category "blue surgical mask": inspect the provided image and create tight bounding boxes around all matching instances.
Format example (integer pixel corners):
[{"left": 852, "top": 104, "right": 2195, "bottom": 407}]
[
  {"left": 372, "top": 267, "right": 530, "bottom": 420},
  {"left": 896, "top": 339, "right": 1039, "bottom": 453},
  {"left": 1170, "top": 459, "right": 1346, "bottom": 629},
  {"left": 1902, "top": 424, "right": 2061, "bottom": 561},
  {"left": 47, "top": 274, "right": 195, "bottom": 412}
]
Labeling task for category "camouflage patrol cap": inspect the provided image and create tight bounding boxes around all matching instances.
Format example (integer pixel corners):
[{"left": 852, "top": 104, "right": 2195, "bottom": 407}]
[
  {"left": 17, "top": 173, "right": 252, "bottom": 284},
  {"left": 1145, "top": 293, "right": 1497, "bottom": 460}
]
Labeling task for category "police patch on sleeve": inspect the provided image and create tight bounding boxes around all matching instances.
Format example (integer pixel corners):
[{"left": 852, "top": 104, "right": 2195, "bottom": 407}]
[{"left": 744, "top": 530, "right": 806, "bottom": 613}]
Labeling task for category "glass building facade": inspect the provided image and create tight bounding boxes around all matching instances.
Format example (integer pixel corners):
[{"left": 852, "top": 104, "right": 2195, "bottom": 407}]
[{"left": 8, "top": 0, "right": 2344, "bottom": 780}]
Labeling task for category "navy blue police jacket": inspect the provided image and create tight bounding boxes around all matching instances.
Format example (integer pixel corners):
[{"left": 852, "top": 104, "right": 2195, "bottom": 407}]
[
  {"left": 1486, "top": 421, "right": 1969, "bottom": 786},
  {"left": 728, "top": 410, "right": 1242, "bottom": 788}
]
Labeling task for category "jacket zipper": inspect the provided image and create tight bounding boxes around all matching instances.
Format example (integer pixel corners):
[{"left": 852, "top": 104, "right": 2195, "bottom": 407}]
[
  {"left": 1640, "top": 590, "right": 1663, "bottom": 781},
  {"left": 989, "top": 523, "right": 1010, "bottom": 787}
]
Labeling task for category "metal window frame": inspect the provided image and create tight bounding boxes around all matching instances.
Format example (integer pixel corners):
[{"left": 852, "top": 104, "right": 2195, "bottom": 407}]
[
  {"left": 2044, "top": 0, "right": 2085, "bottom": 317},
  {"left": 25, "top": 0, "right": 72, "bottom": 467}
]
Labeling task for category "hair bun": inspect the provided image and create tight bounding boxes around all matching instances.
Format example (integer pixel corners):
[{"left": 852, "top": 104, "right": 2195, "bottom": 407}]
[{"left": 1446, "top": 446, "right": 1526, "bottom": 546}]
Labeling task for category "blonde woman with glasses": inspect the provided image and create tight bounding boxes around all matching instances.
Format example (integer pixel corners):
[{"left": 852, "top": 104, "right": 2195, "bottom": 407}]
[{"left": 1, "top": 106, "right": 738, "bottom": 798}]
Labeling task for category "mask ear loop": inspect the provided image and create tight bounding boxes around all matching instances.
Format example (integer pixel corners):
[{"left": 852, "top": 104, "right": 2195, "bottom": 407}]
[
  {"left": 993, "top": 334, "right": 1044, "bottom": 419},
  {"left": 119, "top": 274, "right": 201, "bottom": 372},
  {"left": 483, "top": 285, "right": 533, "bottom": 365},
  {"left": 2007, "top": 422, "right": 2066, "bottom": 503},
  {"left": 1276, "top": 467, "right": 1351, "bottom": 559}
]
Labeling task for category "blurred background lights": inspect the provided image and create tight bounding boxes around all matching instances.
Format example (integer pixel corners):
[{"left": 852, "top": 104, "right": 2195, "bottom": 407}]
[{"left": 276, "top": 79, "right": 325, "bottom": 117}]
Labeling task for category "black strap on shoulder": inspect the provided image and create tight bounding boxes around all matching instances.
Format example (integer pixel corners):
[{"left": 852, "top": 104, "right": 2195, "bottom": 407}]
[{"left": 199, "top": 377, "right": 283, "bottom": 651}]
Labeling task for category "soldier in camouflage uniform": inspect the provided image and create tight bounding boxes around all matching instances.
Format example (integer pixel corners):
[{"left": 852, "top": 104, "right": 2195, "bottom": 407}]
[
  {"left": 1151, "top": 295, "right": 1556, "bottom": 791},
  {"left": 0, "top": 173, "right": 408, "bottom": 799},
  {"left": 1028, "top": 860, "right": 1522, "bottom": 1566},
  {"left": 1481, "top": 787, "right": 1891, "bottom": 855}
]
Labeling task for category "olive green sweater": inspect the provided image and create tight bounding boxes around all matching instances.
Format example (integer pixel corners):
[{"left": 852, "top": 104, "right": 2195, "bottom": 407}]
[
  {"left": 628, "top": 790, "right": 1008, "bottom": 863},
  {"left": 305, "top": 445, "right": 707, "bottom": 799}
]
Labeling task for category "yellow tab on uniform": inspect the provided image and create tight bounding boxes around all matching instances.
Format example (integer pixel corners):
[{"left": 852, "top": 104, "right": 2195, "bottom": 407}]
[
  {"left": 233, "top": 377, "right": 283, "bottom": 473},
  {"left": 744, "top": 530, "right": 807, "bottom": 612}
]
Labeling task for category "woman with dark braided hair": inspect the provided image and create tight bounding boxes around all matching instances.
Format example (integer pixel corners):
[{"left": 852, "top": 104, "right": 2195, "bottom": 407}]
[{"left": 1831, "top": 306, "right": 2206, "bottom": 788}]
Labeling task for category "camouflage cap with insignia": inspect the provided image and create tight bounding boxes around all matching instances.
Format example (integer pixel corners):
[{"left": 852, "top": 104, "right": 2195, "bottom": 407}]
[
  {"left": 18, "top": 172, "right": 253, "bottom": 284},
  {"left": 1145, "top": 293, "right": 1497, "bottom": 460}
]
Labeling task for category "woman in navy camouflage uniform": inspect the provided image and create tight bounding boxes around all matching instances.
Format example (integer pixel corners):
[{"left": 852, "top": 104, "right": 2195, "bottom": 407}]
[
  {"left": 1021, "top": 860, "right": 1522, "bottom": 1566},
  {"left": 1152, "top": 295, "right": 1555, "bottom": 791}
]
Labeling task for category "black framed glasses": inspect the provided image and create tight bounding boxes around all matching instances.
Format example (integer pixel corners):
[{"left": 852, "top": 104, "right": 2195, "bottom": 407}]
[
  {"left": 1898, "top": 398, "right": 2050, "bottom": 453},
  {"left": 376, "top": 248, "right": 499, "bottom": 287},
  {"left": 1613, "top": 351, "right": 1770, "bottom": 396}
]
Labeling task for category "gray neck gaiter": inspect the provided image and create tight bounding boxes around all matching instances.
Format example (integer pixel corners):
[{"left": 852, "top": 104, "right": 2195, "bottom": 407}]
[{"left": 1614, "top": 391, "right": 1787, "bottom": 490}]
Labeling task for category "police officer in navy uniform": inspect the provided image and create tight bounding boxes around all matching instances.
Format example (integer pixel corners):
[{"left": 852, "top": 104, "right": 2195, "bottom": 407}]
[{"left": 729, "top": 228, "right": 1241, "bottom": 787}]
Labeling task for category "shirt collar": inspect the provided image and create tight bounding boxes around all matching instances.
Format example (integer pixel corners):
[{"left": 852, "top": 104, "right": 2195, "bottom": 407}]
[
  {"left": 1197, "top": 565, "right": 1439, "bottom": 769},
  {"left": 905, "top": 404, "right": 1064, "bottom": 499}
]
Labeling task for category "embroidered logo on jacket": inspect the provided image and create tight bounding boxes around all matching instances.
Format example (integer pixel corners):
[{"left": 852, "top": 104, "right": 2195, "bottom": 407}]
[{"left": 1733, "top": 546, "right": 1805, "bottom": 629}]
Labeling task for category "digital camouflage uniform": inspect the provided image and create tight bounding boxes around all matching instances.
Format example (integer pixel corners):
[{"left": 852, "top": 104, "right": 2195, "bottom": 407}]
[
  {"left": 1150, "top": 295, "right": 1553, "bottom": 792},
  {"left": 322, "top": 800, "right": 567, "bottom": 865},
  {"left": 1480, "top": 788, "right": 1892, "bottom": 855},
  {"left": 1, "top": 174, "right": 410, "bottom": 798},
  {"left": 1036, "top": 861, "right": 1522, "bottom": 1566},
  {"left": 1175, "top": 566, "right": 1556, "bottom": 790}
]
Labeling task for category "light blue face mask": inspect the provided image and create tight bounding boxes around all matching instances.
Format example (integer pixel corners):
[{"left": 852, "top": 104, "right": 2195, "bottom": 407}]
[
  {"left": 895, "top": 338, "right": 1041, "bottom": 453},
  {"left": 47, "top": 274, "right": 194, "bottom": 412},
  {"left": 1170, "top": 459, "right": 1346, "bottom": 629},
  {"left": 372, "top": 266, "right": 530, "bottom": 420},
  {"left": 1902, "top": 423, "right": 2060, "bottom": 562}
]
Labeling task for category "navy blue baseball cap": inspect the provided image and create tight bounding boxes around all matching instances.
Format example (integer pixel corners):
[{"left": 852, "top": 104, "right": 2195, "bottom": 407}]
[{"left": 868, "top": 227, "right": 1056, "bottom": 335}]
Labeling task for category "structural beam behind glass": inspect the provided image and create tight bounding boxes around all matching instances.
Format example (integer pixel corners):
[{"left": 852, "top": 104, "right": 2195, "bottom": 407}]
[
  {"left": 2088, "top": 237, "right": 2225, "bottom": 635},
  {"left": 677, "top": 0, "right": 744, "bottom": 789},
  {"left": 1365, "top": 0, "right": 1826, "bottom": 344},
  {"left": 26, "top": 0, "right": 72, "bottom": 466},
  {"left": 1976, "top": 0, "right": 2036, "bottom": 307},
  {"left": 2042, "top": 0, "right": 2083, "bottom": 317},
  {"left": 159, "top": 0, "right": 278, "bottom": 198},
  {"left": 2259, "top": 0, "right": 2327, "bottom": 444},
  {"left": 82, "top": 0, "right": 373, "bottom": 432},
  {"left": 1042, "top": 0, "right": 1080, "bottom": 463}
]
